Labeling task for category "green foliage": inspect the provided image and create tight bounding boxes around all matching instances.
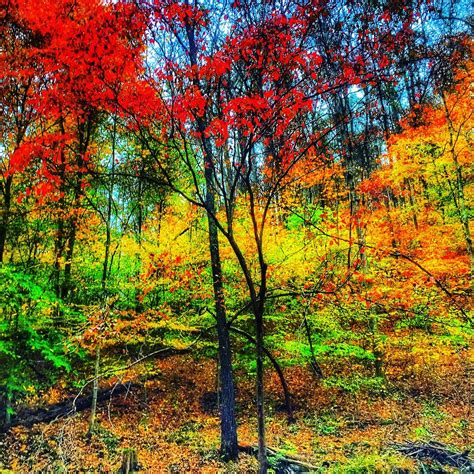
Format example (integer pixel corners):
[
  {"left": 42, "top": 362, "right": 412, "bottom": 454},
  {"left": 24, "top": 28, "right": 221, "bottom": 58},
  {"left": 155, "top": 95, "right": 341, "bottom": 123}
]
[
  {"left": 306, "top": 413, "right": 343, "bottom": 436},
  {"left": 422, "top": 401, "right": 446, "bottom": 422},
  {"left": 323, "top": 375, "right": 386, "bottom": 394},
  {"left": 267, "top": 450, "right": 286, "bottom": 471},
  {"left": 166, "top": 420, "right": 204, "bottom": 445},
  {"left": 93, "top": 425, "right": 121, "bottom": 453},
  {"left": 285, "top": 205, "right": 323, "bottom": 230},
  {"left": 0, "top": 264, "right": 74, "bottom": 406},
  {"left": 328, "top": 452, "right": 411, "bottom": 473}
]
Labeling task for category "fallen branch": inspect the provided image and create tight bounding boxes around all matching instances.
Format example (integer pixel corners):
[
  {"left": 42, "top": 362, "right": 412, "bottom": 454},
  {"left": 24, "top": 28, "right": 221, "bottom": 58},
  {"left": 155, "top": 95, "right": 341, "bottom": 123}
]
[
  {"left": 1, "top": 382, "right": 138, "bottom": 432},
  {"left": 1, "top": 345, "right": 197, "bottom": 432},
  {"left": 392, "top": 441, "right": 473, "bottom": 470}
]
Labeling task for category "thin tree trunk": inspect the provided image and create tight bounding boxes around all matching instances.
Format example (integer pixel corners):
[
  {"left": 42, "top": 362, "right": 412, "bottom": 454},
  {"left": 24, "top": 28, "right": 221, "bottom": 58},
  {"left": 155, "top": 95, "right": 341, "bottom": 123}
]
[
  {"left": 4, "top": 391, "right": 12, "bottom": 427},
  {"left": 255, "top": 310, "right": 268, "bottom": 474},
  {"left": 369, "top": 315, "right": 384, "bottom": 378},
  {"left": 204, "top": 178, "right": 239, "bottom": 461},
  {"left": 102, "top": 224, "right": 111, "bottom": 290},
  {"left": 53, "top": 219, "right": 65, "bottom": 298},
  {"left": 229, "top": 326, "right": 294, "bottom": 422},
  {"left": 102, "top": 116, "right": 117, "bottom": 290},
  {"left": 183, "top": 19, "right": 239, "bottom": 460},
  {"left": 62, "top": 223, "right": 76, "bottom": 298},
  {"left": 302, "top": 309, "right": 324, "bottom": 379},
  {"left": 407, "top": 179, "right": 418, "bottom": 230},
  {"left": 88, "top": 346, "right": 100, "bottom": 436},
  {"left": 0, "top": 176, "right": 12, "bottom": 263}
]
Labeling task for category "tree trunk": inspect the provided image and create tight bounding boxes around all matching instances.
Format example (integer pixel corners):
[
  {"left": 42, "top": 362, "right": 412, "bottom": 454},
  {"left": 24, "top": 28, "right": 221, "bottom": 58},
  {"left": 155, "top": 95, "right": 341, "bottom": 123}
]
[
  {"left": 102, "top": 124, "right": 115, "bottom": 289},
  {"left": 4, "top": 391, "right": 12, "bottom": 427},
  {"left": 62, "top": 223, "right": 77, "bottom": 298},
  {"left": 120, "top": 449, "right": 139, "bottom": 474},
  {"left": 0, "top": 175, "right": 12, "bottom": 263},
  {"left": 255, "top": 310, "right": 268, "bottom": 474},
  {"left": 102, "top": 223, "right": 111, "bottom": 290},
  {"left": 184, "top": 19, "right": 238, "bottom": 462},
  {"left": 205, "top": 186, "right": 239, "bottom": 461},
  {"left": 88, "top": 346, "right": 100, "bottom": 436},
  {"left": 229, "top": 326, "right": 294, "bottom": 422},
  {"left": 302, "top": 309, "right": 324, "bottom": 379},
  {"left": 53, "top": 219, "right": 65, "bottom": 298}
]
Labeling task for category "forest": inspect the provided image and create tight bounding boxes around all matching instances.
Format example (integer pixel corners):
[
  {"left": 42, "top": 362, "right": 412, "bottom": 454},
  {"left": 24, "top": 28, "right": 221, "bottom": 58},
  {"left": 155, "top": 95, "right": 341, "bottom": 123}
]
[{"left": 0, "top": 0, "right": 472, "bottom": 472}]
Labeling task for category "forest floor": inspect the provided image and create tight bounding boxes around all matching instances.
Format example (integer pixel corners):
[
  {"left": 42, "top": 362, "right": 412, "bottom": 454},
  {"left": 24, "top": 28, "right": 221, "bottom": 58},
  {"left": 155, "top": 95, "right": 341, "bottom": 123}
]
[{"left": 0, "top": 349, "right": 472, "bottom": 473}]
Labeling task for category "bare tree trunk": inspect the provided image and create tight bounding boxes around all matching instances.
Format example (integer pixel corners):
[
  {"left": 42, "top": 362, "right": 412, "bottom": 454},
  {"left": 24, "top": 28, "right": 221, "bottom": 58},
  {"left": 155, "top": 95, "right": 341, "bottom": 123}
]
[
  {"left": 4, "top": 391, "right": 12, "bottom": 427},
  {"left": 53, "top": 219, "right": 65, "bottom": 298},
  {"left": 62, "top": 223, "right": 76, "bottom": 298},
  {"left": 302, "top": 309, "right": 324, "bottom": 379},
  {"left": 102, "top": 224, "right": 111, "bottom": 290},
  {"left": 369, "top": 315, "right": 384, "bottom": 378},
  {"left": 204, "top": 176, "right": 239, "bottom": 461},
  {"left": 120, "top": 449, "right": 138, "bottom": 474},
  {"left": 229, "top": 326, "right": 294, "bottom": 422},
  {"left": 102, "top": 115, "right": 117, "bottom": 290},
  {"left": 183, "top": 20, "right": 239, "bottom": 461},
  {"left": 88, "top": 346, "right": 100, "bottom": 436},
  {"left": 0, "top": 176, "right": 12, "bottom": 263},
  {"left": 255, "top": 309, "right": 268, "bottom": 474},
  {"left": 407, "top": 179, "right": 418, "bottom": 230}
]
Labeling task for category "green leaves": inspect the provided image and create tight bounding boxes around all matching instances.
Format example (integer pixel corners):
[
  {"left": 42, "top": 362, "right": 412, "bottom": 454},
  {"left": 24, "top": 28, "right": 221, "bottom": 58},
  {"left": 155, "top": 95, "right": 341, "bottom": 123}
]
[
  {"left": 323, "top": 374, "right": 386, "bottom": 394},
  {"left": 0, "top": 264, "right": 73, "bottom": 401},
  {"left": 285, "top": 205, "right": 324, "bottom": 231}
]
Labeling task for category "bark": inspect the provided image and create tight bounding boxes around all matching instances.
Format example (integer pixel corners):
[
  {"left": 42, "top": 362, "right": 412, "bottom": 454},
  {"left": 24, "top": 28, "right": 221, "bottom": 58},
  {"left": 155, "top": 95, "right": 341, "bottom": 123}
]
[
  {"left": 302, "top": 310, "right": 324, "bottom": 379},
  {"left": 185, "top": 20, "right": 239, "bottom": 462},
  {"left": 0, "top": 79, "right": 30, "bottom": 263},
  {"left": 407, "top": 179, "right": 418, "bottom": 230},
  {"left": 62, "top": 115, "right": 94, "bottom": 298},
  {"left": 120, "top": 449, "right": 139, "bottom": 474},
  {"left": 0, "top": 175, "right": 12, "bottom": 263},
  {"left": 255, "top": 309, "right": 268, "bottom": 474},
  {"left": 4, "top": 392, "right": 12, "bottom": 427},
  {"left": 333, "top": 92, "right": 367, "bottom": 271},
  {"left": 102, "top": 116, "right": 116, "bottom": 290},
  {"left": 369, "top": 315, "right": 384, "bottom": 378},
  {"left": 62, "top": 223, "right": 77, "bottom": 298},
  {"left": 102, "top": 224, "right": 111, "bottom": 290},
  {"left": 53, "top": 219, "right": 65, "bottom": 298},
  {"left": 204, "top": 172, "right": 239, "bottom": 461},
  {"left": 229, "top": 326, "right": 294, "bottom": 422},
  {"left": 88, "top": 346, "right": 100, "bottom": 435}
]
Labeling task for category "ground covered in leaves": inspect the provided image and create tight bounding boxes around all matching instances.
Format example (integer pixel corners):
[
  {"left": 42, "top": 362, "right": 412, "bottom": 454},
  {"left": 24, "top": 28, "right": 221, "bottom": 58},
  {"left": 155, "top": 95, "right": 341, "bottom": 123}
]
[{"left": 0, "top": 346, "right": 472, "bottom": 473}]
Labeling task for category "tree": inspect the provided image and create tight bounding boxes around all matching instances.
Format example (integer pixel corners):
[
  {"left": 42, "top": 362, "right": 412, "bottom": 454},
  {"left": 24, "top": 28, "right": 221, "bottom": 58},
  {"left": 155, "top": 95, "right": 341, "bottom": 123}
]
[
  {"left": 120, "top": 0, "right": 422, "bottom": 470},
  {"left": 4, "top": 0, "right": 146, "bottom": 297},
  {"left": 0, "top": 0, "right": 44, "bottom": 263},
  {"left": 380, "top": 60, "right": 473, "bottom": 274}
]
